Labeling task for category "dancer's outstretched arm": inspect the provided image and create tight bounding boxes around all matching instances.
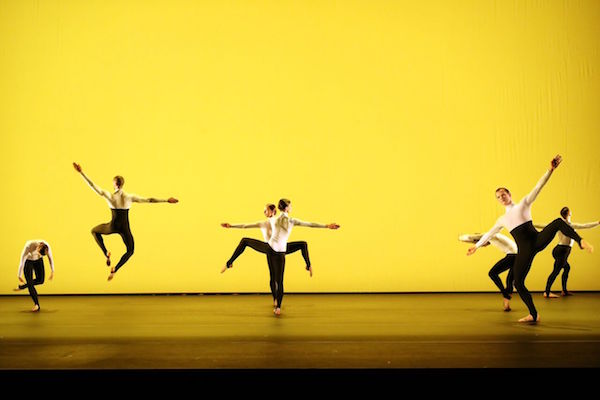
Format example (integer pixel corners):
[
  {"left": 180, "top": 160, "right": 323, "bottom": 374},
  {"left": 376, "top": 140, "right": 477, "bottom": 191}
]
[
  {"left": 523, "top": 155, "right": 562, "bottom": 205},
  {"left": 571, "top": 221, "right": 600, "bottom": 229},
  {"left": 291, "top": 218, "right": 340, "bottom": 229},
  {"left": 221, "top": 222, "right": 264, "bottom": 229},
  {"left": 73, "top": 162, "right": 111, "bottom": 200},
  {"left": 468, "top": 220, "right": 502, "bottom": 255},
  {"left": 130, "top": 194, "right": 178, "bottom": 204}
]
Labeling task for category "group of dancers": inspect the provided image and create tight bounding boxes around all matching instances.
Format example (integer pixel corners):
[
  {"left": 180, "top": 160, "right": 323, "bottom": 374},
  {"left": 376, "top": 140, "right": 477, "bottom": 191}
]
[
  {"left": 462, "top": 154, "right": 596, "bottom": 323},
  {"left": 12, "top": 155, "right": 597, "bottom": 323}
]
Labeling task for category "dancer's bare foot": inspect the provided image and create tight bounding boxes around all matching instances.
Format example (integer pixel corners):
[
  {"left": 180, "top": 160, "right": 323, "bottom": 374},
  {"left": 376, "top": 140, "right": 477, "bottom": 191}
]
[
  {"left": 13, "top": 287, "right": 23, "bottom": 292},
  {"left": 31, "top": 305, "right": 40, "bottom": 312},
  {"left": 274, "top": 307, "right": 281, "bottom": 316},
  {"left": 543, "top": 292, "right": 559, "bottom": 298},
  {"left": 581, "top": 240, "right": 594, "bottom": 253},
  {"left": 518, "top": 314, "right": 540, "bottom": 323},
  {"left": 220, "top": 264, "right": 231, "bottom": 274},
  {"left": 308, "top": 266, "right": 313, "bottom": 277},
  {"left": 503, "top": 298, "right": 511, "bottom": 311},
  {"left": 106, "top": 251, "right": 111, "bottom": 266},
  {"left": 562, "top": 291, "right": 573, "bottom": 296},
  {"left": 107, "top": 267, "right": 116, "bottom": 281},
  {"left": 273, "top": 299, "right": 277, "bottom": 306}
]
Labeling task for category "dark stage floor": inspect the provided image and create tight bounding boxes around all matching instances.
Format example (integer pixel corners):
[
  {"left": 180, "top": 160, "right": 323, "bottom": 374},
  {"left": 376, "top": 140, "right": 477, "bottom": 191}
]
[{"left": 1, "top": 293, "right": 600, "bottom": 369}]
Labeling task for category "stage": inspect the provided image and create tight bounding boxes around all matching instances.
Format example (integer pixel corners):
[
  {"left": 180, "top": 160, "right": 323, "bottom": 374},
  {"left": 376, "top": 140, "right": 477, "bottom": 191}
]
[{"left": 1, "top": 293, "right": 599, "bottom": 369}]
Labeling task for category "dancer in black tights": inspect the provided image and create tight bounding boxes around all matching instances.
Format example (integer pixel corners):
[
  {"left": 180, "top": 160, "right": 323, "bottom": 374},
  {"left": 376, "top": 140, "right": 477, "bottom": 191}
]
[
  {"left": 221, "top": 204, "right": 313, "bottom": 305},
  {"left": 534, "top": 208, "right": 599, "bottom": 297},
  {"left": 468, "top": 155, "right": 593, "bottom": 323},
  {"left": 13, "top": 240, "right": 54, "bottom": 312},
  {"left": 73, "top": 162, "right": 179, "bottom": 281},
  {"left": 459, "top": 232, "right": 516, "bottom": 311}
]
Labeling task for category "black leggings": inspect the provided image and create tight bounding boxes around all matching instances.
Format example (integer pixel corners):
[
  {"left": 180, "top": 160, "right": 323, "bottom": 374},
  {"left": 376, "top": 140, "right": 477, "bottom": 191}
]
[
  {"left": 226, "top": 238, "right": 310, "bottom": 299},
  {"left": 269, "top": 251, "right": 286, "bottom": 308},
  {"left": 488, "top": 254, "right": 516, "bottom": 300},
  {"left": 510, "top": 219, "right": 582, "bottom": 320},
  {"left": 19, "top": 259, "right": 45, "bottom": 306},
  {"left": 545, "top": 245, "right": 572, "bottom": 294},
  {"left": 226, "top": 238, "right": 310, "bottom": 268},
  {"left": 92, "top": 209, "right": 134, "bottom": 273}
]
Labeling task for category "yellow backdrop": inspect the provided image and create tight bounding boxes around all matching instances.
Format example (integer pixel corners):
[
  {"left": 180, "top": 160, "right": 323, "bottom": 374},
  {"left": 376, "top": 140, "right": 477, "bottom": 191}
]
[{"left": 1, "top": 0, "right": 599, "bottom": 294}]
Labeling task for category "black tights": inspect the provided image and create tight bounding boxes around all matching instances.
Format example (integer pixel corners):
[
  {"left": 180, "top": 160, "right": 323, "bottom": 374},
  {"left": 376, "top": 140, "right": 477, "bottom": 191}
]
[
  {"left": 226, "top": 237, "right": 310, "bottom": 300},
  {"left": 269, "top": 251, "right": 286, "bottom": 308},
  {"left": 545, "top": 245, "right": 572, "bottom": 294},
  {"left": 92, "top": 209, "right": 135, "bottom": 273},
  {"left": 488, "top": 254, "right": 515, "bottom": 300},
  {"left": 510, "top": 219, "right": 582, "bottom": 320},
  {"left": 19, "top": 259, "right": 45, "bottom": 306}
]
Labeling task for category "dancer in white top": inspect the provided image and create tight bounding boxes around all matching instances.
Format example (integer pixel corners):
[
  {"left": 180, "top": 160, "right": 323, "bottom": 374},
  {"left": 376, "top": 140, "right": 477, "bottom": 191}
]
[
  {"left": 268, "top": 199, "right": 339, "bottom": 315},
  {"left": 460, "top": 233, "right": 517, "bottom": 311},
  {"left": 13, "top": 240, "right": 54, "bottom": 311},
  {"left": 534, "top": 208, "right": 599, "bottom": 297},
  {"left": 467, "top": 155, "right": 593, "bottom": 323},
  {"left": 221, "top": 203, "right": 314, "bottom": 306},
  {"left": 73, "top": 162, "right": 178, "bottom": 281}
]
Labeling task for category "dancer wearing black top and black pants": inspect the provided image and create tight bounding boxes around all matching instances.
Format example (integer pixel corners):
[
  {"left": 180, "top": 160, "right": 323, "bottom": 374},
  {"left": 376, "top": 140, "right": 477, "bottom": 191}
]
[
  {"left": 13, "top": 240, "right": 55, "bottom": 312},
  {"left": 468, "top": 155, "right": 594, "bottom": 323},
  {"left": 73, "top": 162, "right": 179, "bottom": 281}
]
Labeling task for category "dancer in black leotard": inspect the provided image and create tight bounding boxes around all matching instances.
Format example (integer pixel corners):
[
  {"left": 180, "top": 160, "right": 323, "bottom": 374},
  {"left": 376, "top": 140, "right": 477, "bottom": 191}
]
[
  {"left": 13, "top": 240, "right": 55, "bottom": 312},
  {"left": 534, "top": 207, "right": 599, "bottom": 297},
  {"left": 468, "top": 155, "right": 594, "bottom": 323},
  {"left": 73, "top": 162, "right": 179, "bottom": 281}
]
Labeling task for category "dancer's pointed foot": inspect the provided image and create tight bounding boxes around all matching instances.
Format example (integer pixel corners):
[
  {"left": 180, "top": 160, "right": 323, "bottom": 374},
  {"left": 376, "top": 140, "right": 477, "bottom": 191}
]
[
  {"left": 308, "top": 265, "right": 313, "bottom": 277},
  {"left": 221, "top": 263, "right": 232, "bottom": 273},
  {"left": 106, "top": 251, "right": 111, "bottom": 266},
  {"left": 518, "top": 314, "right": 540, "bottom": 323},
  {"left": 274, "top": 307, "right": 281, "bottom": 316},
  {"left": 581, "top": 240, "right": 594, "bottom": 253},
  {"left": 13, "top": 287, "right": 23, "bottom": 292},
  {"left": 31, "top": 305, "right": 40, "bottom": 312},
  {"left": 562, "top": 291, "right": 573, "bottom": 296},
  {"left": 503, "top": 298, "right": 511, "bottom": 311},
  {"left": 107, "top": 267, "right": 116, "bottom": 281},
  {"left": 544, "top": 292, "right": 559, "bottom": 298}
]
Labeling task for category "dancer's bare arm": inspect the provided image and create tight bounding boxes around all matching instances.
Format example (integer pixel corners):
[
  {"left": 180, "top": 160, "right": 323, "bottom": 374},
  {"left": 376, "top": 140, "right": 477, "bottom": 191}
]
[
  {"left": 73, "top": 163, "right": 112, "bottom": 200},
  {"left": 130, "top": 195, "right": 178, "bottom": 204},
  {"left": 468, "top": 221, "right": 502, "bottom": 255},
  {"left": 570, "top": 221, "right": 600, "bottom": 229},
  {"left": 523, "top": 155, "right": 562, "bottom": 205},
  {"left": 221, "top": 222, "right": 264, "bottom": 229},
  {"left": 291, "top": 219, "right": 340, "bottom": 229},
  {"left": 45, "top": 242, "right": 54, "bottom": 280}
]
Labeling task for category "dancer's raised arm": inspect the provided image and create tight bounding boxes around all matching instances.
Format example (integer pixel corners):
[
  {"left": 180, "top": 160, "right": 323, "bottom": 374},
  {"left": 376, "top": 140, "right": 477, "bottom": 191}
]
[
  {"left": 73, "top": 162, "right": 111, "bottom": 200},
  {"left": 523, "top": 155, "right": 562, "bottom": 206}
]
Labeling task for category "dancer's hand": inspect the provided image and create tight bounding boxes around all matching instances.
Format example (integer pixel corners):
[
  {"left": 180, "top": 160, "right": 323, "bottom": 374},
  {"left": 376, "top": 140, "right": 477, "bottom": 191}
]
[
  {"left": 221, "top": 223, "right": 231, "bottom": 228},
  {"left": 550, "top": 154, "right": 562, "bottom": 170},
  {"left": 168, "top": 197, "right": 178, "bottom": 203},
  {"left": 49, "top": 272, "right": 54, "bottom": 281},
  {"left": 73, "top": 162, "right": 82, "bottom": 173},
  {"left": 327, "top": 223, "right": 340, "bottom": 229},
  {"left": 467, "top": 247, "right": 477, "bottom": 256}
]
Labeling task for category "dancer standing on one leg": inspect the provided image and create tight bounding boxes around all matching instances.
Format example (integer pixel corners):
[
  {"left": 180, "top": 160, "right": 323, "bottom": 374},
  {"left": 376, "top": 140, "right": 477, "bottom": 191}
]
[
  {"left": 13, "top": 240, "right": 54, "bottom": 312},
  {"left": 269, "top": 198, "right": 340, "bottom": 316},
  {"left": 220, "top": 203, "right": 313, "bottom": 306},
  {"left": 73, "top": 162, "right": 179, "bottom": 281},
  {"left": 534, "top": 208, "right": 599, "bottom": 298},
  {"left": 467, "top": 155, "right": 594, "bottom": 323},
  {"left": 459, "top": 232, "right": 516, "bottom": 311}
]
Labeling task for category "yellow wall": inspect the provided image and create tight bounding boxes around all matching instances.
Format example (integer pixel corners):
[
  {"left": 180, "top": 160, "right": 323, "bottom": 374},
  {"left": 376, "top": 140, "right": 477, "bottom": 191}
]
[{"left": 1, "top": 0, "right": 599, "bottom": 294}]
